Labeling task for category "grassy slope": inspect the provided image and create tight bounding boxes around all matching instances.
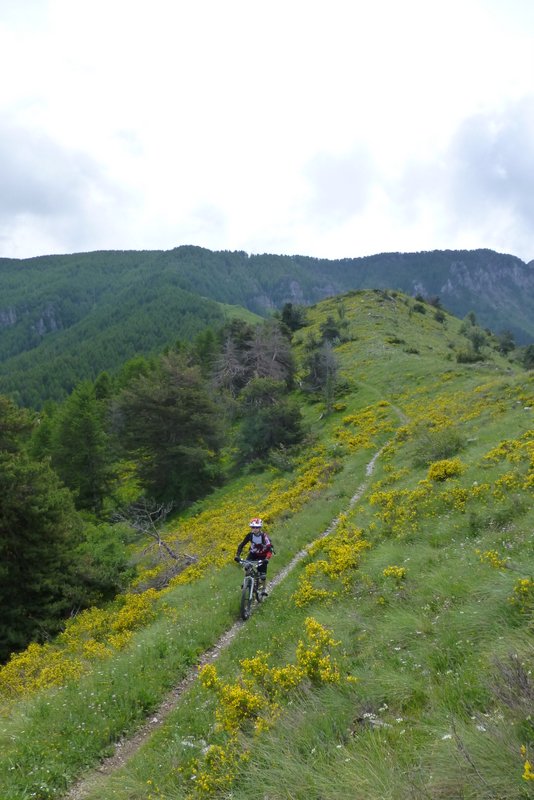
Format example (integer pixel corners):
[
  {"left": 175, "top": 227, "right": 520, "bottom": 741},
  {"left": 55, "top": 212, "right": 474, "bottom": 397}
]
[
  {"left": 0, "top": 291, "right": 532, "bottom": 800},
  {"left": 1, "top": 245, "right": 533, "bottom": 408}
]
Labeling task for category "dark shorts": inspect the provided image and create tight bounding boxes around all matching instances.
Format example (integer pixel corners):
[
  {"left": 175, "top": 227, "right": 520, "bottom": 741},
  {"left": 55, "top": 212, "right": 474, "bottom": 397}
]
[{"left": 248, "top": 555, "right": 268, "bottom": 576}]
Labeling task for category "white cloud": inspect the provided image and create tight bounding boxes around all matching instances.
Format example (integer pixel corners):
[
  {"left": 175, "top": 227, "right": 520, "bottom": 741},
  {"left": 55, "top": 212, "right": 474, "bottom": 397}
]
[{"left": 1, "top": 0, "right": 534, "bottom": 260}]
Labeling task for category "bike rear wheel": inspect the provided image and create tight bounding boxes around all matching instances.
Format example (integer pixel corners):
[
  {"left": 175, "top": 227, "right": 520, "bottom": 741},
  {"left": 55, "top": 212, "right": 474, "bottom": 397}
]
[{"left": 240, "top": 576, "right": 254, "bottom": 620}]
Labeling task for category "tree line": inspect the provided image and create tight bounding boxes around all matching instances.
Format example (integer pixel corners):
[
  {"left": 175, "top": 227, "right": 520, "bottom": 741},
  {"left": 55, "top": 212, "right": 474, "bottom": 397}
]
[
  {"left": 1, "top": 307, "right": 344, "bottom": 662},
  {"left": 1, "top": 245, "right": 533, "bottom": 412}
]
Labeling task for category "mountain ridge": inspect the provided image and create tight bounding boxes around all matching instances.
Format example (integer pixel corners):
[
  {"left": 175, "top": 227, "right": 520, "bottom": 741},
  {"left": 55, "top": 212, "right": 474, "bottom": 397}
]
[{"left": 0, "top": 244, "right": 532, "bottom": 405}]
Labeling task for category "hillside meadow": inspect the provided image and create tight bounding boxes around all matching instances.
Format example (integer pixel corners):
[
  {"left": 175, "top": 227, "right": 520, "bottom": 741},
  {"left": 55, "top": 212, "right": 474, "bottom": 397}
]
[{"left": 0, "top": 290, "right": 532, "bottom": 799}]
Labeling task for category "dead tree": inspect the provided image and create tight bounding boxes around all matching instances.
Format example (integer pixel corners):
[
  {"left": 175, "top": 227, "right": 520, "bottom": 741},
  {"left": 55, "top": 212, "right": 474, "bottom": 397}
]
[{"left": 114, "top": 499, "right": 197, "bottom": 588}]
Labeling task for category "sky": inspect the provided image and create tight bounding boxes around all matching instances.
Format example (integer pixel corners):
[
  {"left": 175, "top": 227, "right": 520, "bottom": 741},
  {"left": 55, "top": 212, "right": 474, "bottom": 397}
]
[{"left": 1, "top": 0, "right": 534, "bottom": 262}]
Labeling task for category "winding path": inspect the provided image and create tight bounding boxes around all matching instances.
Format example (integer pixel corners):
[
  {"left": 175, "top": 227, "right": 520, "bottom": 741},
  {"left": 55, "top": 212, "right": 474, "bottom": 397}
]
[{"left": 64, "top": 445, "right": 385, "bottom": 799}]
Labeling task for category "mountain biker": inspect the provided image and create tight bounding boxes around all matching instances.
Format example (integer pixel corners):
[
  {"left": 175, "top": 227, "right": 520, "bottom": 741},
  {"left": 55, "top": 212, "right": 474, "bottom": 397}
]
[{"left": 234, "top": 517, "right": 274, "bottom": 596}]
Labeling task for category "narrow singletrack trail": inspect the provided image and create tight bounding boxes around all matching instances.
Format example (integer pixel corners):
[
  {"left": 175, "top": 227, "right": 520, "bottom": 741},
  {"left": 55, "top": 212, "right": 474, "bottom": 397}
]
[{"left": 63, "top": 445, "right": 386, "bottom": 800}]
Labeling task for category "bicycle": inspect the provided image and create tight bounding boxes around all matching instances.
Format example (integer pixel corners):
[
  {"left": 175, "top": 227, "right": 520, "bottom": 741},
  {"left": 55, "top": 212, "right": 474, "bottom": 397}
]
[{"left": 236, "top": 558, "right": 267, "bottom": 620}]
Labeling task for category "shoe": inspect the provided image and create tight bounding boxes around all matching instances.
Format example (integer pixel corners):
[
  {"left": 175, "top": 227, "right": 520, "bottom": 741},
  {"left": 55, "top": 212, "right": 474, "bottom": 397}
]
[{"left": 261, "top": 590, "right": 269, "bottom": 597}]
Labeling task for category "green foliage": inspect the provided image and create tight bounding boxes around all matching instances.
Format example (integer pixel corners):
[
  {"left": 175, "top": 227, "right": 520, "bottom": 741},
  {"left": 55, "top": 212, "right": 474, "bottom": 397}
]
[
  {"left": 72, "top": 521, "right": 133, "bottom": 604},
  {"left": 319, "top": 314, "right": 346, "bottom": 342},
  {"left": 237, "top": 378, "right": 304, "bottom": 462},
  {"left": 456, "top": 346, "right": 485, "bottom": 363},
  {"left": 301, "top": 341, "right": 340, "bottom": 411},
  {"left": 522, "top": 344, "right": 534, "bottom": 370},
  {"left": 411, "top": 425, "right": 466, "bottom": 467},
  {"left": 1, "top": 246, "right": 532, "bottom": 408},
  {"left": 117, "top": 352, "right": 222, "bottom": 502},
  {"left": 0, "top": 398, "right": 84, "bottom": 661},
  {"left": 497, "top": 329, "right": 516, "bottom": 355},
  {"left": 466, "top": 325, "right": 488, "bottom": 353},
  {"left": 192, "top": 327, "right": 219, "bottom": 377},
  {"left": 280, "top": 302, "right": 307, "bottom": 332},
  {"left": 49, "top": 382, "right": 113, "bottom": 511}
]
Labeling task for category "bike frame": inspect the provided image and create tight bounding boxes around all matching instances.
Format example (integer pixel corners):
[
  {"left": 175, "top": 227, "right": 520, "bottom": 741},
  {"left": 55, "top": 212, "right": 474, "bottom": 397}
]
[{"left": 238, "top": 558, "right": 266, "bottom": 620}]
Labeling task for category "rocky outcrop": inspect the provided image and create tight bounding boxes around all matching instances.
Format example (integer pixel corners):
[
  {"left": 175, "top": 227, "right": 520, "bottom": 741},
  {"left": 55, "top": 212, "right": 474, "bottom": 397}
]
[
  {"left": 0, "top": 307, "right": 17, "bottom": 328},
  {"left": 33, "top": 304, "right": 62, "bottom": 336}
]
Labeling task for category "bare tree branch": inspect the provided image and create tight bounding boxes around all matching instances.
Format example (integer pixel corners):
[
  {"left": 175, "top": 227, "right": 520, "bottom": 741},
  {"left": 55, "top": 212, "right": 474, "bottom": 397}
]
[{"left": 113, "top": 499, "right": 197, "bottom": 586}]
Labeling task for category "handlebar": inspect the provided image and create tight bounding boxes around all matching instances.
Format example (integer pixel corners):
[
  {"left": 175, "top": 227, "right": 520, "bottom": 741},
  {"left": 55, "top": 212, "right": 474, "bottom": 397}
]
[{"left": 235, "top": 557, "right": 267, "bottom": 567}]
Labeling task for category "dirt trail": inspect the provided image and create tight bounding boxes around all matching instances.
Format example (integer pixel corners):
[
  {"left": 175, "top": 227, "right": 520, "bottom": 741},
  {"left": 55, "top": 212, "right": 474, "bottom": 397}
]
[{"left": 63, "top": 446, "right": 384, "bottom": 800}]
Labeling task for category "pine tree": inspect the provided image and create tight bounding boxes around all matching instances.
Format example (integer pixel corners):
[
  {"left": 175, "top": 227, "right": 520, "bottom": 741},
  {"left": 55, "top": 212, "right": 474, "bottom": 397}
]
[
  {"left": 117, "top": 352, "right": 222, "bottom": 503},
  {"left": 50, "top": 382, "right": 113, "bottom": 511},
  {"left": 237, "top": 378, "right": 304, "bottom": 461},
  {"left": 0, "top": 397, "right": 83, "bottom": 661}
]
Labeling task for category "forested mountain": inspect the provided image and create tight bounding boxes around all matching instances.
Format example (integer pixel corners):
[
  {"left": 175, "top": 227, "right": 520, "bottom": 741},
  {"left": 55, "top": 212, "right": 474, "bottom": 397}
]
[{"left": 0, "top": 245, "right": 532, "bottom": 406}]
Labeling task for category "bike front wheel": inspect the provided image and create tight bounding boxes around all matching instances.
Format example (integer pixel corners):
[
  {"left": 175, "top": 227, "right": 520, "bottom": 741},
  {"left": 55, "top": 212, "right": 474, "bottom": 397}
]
[{"left": 240, "top": 576, "right": 254, "bottom": 620}]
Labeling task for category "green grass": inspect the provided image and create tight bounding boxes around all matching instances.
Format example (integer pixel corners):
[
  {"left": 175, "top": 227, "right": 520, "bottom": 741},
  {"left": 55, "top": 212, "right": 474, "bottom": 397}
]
[{"left": 1, "top": 290, "right": 532, "bottom": 799}]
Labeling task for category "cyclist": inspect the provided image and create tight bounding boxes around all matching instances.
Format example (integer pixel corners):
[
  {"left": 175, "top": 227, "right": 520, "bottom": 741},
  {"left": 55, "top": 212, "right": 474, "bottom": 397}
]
[{"left": 234, "top": 517, "right": 274, "bottom": 596}]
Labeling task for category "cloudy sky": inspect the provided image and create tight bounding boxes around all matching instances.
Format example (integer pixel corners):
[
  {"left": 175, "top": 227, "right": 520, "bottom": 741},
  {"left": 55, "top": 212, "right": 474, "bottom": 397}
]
[{"left": 1, "top": 0, "right": 534, "bottom": 262}]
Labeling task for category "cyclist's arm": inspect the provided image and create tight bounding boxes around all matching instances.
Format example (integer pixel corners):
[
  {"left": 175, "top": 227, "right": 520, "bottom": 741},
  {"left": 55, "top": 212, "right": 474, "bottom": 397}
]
[{"left": 236, "top": 532, "right": 252, "bottom": 558}]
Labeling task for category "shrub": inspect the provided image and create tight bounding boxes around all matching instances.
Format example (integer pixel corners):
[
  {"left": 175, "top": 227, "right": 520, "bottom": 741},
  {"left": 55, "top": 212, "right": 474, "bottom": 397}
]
[
  {"left": 412, "top": 426, "right": 465, "bottom": 467},
  {"left": 427, "top": 457, "right": 465, "bottom": 481},
  {"left": 456, "top": 348, "right": 484, "bottom": 364}
]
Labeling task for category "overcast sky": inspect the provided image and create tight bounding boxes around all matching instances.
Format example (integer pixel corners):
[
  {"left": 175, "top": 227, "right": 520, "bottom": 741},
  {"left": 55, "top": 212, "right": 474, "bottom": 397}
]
[{"left": 1, "top": 0, "right": 534, "bottom": 262}]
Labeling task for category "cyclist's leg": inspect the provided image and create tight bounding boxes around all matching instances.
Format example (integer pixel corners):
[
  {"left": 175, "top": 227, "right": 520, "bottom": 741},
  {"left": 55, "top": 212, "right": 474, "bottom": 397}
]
[{"left": 258, "top": 561, "right": 268, "bottom": 596}]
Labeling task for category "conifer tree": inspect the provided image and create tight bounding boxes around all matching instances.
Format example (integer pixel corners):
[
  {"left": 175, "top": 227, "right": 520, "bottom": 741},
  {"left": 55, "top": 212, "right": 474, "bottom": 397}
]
[
  {"left": 50, "top": 382, "right": 112, "bottom": 511},
  {"left": 0, "top": 396, "right": 83, "bottom": 661},
  {"left": 117, "top": 352, "right": 222, "bottom": 503},
  {"left": 237, "top": 377, "right": 304, "bottom": 461}
]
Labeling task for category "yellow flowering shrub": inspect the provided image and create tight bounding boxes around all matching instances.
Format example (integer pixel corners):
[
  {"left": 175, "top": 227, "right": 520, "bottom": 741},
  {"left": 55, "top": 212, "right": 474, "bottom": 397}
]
[
  {"left": 0, "top": 643, "right": 84, "bottom": 697},
  {"left": 439, "top": 486, "right": 470, "bottom": 512},
  {"left": 483, "top": 431, "right": 534, "bottom": 466},
  {"left": 518, "top": 745, "right": 534, "bottom": 782},
  {"left": 293, "top": 515, "right": 370, "bottom": 607},
  {"left": 295, "top": 618, "right": 341, "bottom": 685},
  {"left": 0, "top": 589, "right": 161, "bottom": 698},
  {"left": 199, "top": 663, "right": 219, "bottom": 690},
  {"left": 186, "top": 743, "right": 248, "bottom": 798},
  {"left": 476, "top": 549, "right": 508, "bottom": 570},
  {"left": 192, "top": 619, "right": 348, "bottom": 796},
  {"left": 483, "top": 430, "right": 534, "bottom": 492},
  {"left": 383, "top": 565, "right": 407, "bottom": 584},
  {"left": 293, "top": 578, "right": 335, "bottom": 608},
  {"left": 427, "top": 457, "right": 464, "bottom": 482},
  {"left": 510, "top": 578, "right": 534, "bottom": 615},
  {"left": 111, "top": 589, "right": 158, "bottom": 632},
  {"left": 335, "top": 403, "right": 394, "bottom": 451},
  {"left": 215, "top": 683, "right": 267, "bottom": 733},
  {"left": 370, "top": 481, "right": 434, "bottom": 536},
  {"left": 168, "top": 447, "right": 338, "bottom": 587}
]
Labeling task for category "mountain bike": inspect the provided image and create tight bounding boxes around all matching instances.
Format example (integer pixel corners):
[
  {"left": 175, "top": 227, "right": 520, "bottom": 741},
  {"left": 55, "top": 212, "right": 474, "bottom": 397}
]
[{"left": 237, "top": 558, "right": 267, "bottom": 620}]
